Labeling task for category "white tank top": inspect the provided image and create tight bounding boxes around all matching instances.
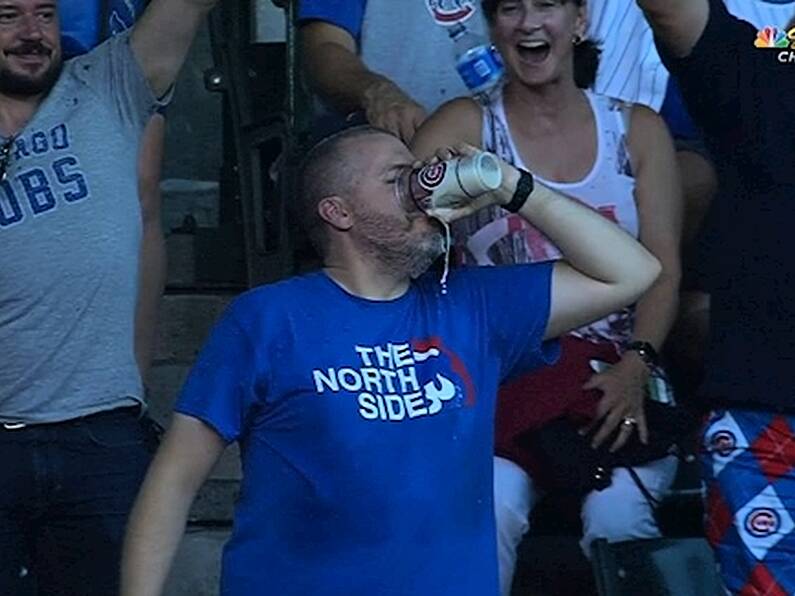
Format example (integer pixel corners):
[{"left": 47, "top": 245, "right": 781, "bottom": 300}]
[{"left": 454, "top": 90, "right": 638, "bottom": 344}]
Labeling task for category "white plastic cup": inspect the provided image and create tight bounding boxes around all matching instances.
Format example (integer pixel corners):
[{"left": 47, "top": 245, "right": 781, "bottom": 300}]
[{"left": 395, "top": 151, "right": 503, "bottom": 213}]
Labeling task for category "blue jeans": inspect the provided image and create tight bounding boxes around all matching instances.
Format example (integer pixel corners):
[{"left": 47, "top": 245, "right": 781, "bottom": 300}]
[{"left": 0, "top": 407, "right": 159, "bottom": 596}]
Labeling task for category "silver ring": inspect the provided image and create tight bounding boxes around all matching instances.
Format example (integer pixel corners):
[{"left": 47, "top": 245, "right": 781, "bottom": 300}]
[{"left": 621, "top": 416, "right": 637, "bottom": 429}]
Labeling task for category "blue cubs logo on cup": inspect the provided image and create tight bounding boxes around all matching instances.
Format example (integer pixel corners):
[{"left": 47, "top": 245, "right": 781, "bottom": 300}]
[
  {"left": 418, "top": 163, "right": 447, "bottom": 190},
  {"left": 745, "top": 508, "right": 780, "bottom": 538},
  {"left": 710, "top": 430, "right": 737, "bottom": 456}
]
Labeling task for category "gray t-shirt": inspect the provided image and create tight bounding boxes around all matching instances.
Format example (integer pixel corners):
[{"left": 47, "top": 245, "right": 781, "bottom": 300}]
[
  {"left": 0, "top": 32, "right": 167, "bottom": 424},
  {"left": 360, "top": 0, "right": 489, "bottom": 113}
]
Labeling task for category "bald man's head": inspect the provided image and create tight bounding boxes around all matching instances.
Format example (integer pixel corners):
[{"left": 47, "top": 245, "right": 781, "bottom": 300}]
[{"left": 296, "top": 126, "right": 394, "bottom": 257}]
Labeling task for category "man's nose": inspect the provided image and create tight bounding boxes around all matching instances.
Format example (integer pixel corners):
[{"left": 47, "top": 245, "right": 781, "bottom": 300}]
[{"left": 17, "top": 15, "right": 45, "bottom": 40}]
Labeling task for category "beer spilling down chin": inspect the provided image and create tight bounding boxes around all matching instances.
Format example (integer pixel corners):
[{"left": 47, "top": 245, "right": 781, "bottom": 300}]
[
  {"left": 424, "top": 215, "right": 453, "bottom": 294},
  {"left": 392, "top": 148, "right": 508, "bottom": 294}
]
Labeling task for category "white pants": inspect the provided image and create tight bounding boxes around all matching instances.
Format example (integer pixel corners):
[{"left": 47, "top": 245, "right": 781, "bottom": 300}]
[{"left": 494, "top": 454, "right": 679, "bottom": 596}]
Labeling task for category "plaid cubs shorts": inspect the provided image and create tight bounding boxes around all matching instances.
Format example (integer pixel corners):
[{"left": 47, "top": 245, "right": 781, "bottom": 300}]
[{"left": 702, "top": 409, "right": 795, "bottom": 595}]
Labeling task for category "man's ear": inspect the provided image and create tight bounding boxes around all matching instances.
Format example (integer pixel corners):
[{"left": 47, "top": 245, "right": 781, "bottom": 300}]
[{"left": 317, "top": 195, "right": 354, "bottom": 231}]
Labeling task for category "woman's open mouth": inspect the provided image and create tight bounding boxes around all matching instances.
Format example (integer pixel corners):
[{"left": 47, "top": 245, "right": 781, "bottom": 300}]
[{"left": 516, "top": 40, "right": 551, "bottom": 65}]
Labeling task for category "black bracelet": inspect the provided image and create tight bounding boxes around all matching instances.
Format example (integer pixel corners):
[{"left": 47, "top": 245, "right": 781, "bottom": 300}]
[
  {"left": 625, "top": 340, "right": 659, "bottom": 368},
  {"left": 504, "top": 169, "right": 534, "bottom": 213}
]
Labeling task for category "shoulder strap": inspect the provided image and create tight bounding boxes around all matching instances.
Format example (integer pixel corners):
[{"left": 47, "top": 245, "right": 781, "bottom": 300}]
[
  {"left": 484, "top": 104, "right": 498, "bottom": 154},
  {"left": 609, "top": 97, "right": 636, "bottom": 176},
  {"left": 614, "top": 98, "right": 633, "bottom": 138},
  {"left": 483, "top": 97, "right": 518, "bottom": 165},
  {"left": 626, "top": 466, "right": 662, "bottom": 510}
]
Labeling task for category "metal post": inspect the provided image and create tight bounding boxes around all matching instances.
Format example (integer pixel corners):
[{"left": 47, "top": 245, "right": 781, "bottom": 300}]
[{"left": 205, "top": 0, "right": 296, "bottom": 286}]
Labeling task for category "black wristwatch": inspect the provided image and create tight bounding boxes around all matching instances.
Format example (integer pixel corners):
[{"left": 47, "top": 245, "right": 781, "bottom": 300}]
[
  {"left": 504, "top": 169, "right": 534, "bottom": 213},
  {"left": 625, "top": 341, "right": 659, "bottom": 368}
]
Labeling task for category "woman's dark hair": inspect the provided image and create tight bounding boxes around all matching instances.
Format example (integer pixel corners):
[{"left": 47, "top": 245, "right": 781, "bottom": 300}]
[{"left": 481, "top": 0, "right": 602, "bottom": 89}]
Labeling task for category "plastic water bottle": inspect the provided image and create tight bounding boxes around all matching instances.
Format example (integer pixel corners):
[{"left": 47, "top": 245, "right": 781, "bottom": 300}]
[{"left": 448, "top": 23, "right": 505, "bottom": 103}]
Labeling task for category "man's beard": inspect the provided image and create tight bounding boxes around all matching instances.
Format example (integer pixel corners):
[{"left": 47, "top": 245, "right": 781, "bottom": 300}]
[
  {"left": 355, "top": 210, "right": 446, "bottom": 279},
  {"left": 0, "top": 54, "right": 62, "bottom": 97}
]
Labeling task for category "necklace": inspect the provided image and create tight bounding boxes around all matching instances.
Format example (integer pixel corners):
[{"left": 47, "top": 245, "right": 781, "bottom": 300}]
[{"left": 0, "top": 136, "right": 14, "bottom": 182}]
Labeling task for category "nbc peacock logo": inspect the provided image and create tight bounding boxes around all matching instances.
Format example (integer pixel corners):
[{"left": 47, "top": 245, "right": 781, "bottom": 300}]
[
  {"left": 756, "top": 26, "right": 795, "bottom": 63},
  {"left": 755, "top": 26, "right": 793, "bottom": 48}
]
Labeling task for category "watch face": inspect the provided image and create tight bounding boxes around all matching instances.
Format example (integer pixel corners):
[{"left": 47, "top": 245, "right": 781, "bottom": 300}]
[{"left": 628, "top": 341, "right": 658, "bottom": 366}]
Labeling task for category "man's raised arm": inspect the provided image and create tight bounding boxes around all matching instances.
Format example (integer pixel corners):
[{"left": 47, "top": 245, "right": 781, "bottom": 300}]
[
  {"left": 130, "top": 0, "right": 218, "bottom": 98},
  {"left": 513, "top": 181, "right": 662, "bottom": 341},
  {"left": 301, "top": 21, "right": 427, "bottom": 142},
  {"left": 429, "top": 146, "right": 661, "bottom": 340},
  {"left": 636, "top": 0, "right": 709, "bottom": 58}
]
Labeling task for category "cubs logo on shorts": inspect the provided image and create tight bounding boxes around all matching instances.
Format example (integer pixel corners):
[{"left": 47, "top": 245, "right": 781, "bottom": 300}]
[
  {"left": 745, "top": 508, "right": 780, "bottom": 538},
  {"left": 703, "top": 411, "right": 747, "bottom": 476},
  {"left": 702, "top": 409, "right": 795, "bottom": 595},
  {"left": 710, "top": 430, "right": 737, "bottom": 457}
]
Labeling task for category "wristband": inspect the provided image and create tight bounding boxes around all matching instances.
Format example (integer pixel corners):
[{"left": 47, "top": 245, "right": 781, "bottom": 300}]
[
  {"left": 504, "top": 169, "right": 534, "bottom": 213},
  {"left": 625, "top": 340, "right": 659, "bottom": 368}
]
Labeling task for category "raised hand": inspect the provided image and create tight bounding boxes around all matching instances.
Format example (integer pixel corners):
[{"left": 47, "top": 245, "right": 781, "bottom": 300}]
[{"left": 362, "top": 80, "right": 428, "bottom": 143}]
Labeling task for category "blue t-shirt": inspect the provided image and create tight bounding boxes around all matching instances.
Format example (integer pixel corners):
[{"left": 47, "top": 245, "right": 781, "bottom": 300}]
[
  {"left": 60, "top": 0, "right": 147, "bottom": 58},
  {"left": 659, "top": 77, "right": 699, "bottom": 141},
  {"left": 176, "top": 265, "right": 558, "bottom": 595},
  {"left": 299, "top": 0, "right": 367, "bottom": 39},
  {"left": 658, "top": 0, "right": 795, "bottom": 411}
]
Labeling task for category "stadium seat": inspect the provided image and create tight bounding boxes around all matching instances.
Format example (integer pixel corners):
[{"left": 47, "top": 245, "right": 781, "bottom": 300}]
[{"left": 591, "top": 537, "right": 725, "bottom": 596}]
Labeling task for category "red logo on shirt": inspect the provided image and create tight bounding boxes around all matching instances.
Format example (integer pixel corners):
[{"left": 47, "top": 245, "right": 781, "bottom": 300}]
[
  {"left": 418, "top": 163, "right": 447, "bottom": 190},
  {"left": 426, "top": 0, "right": 476, "bottom": 25}
]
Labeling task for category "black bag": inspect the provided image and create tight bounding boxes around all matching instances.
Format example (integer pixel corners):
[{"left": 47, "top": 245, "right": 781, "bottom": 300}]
[{"left": 519, "top": 400, "right": 697, "bottom": 495}]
